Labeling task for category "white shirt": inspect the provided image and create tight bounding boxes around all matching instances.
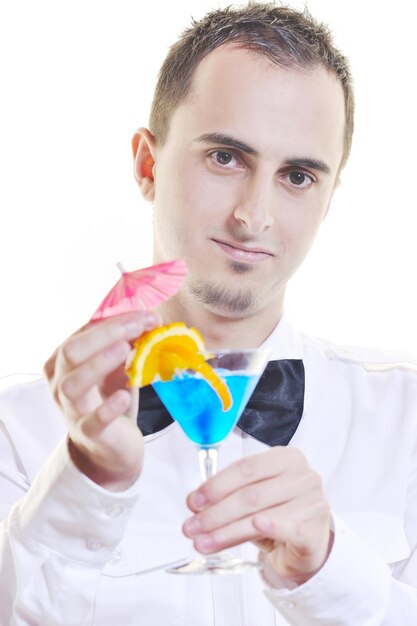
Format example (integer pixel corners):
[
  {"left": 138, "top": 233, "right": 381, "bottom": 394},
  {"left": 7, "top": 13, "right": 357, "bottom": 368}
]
[{"left": 0, "top": 316, "right": 417, "bottom": 625}]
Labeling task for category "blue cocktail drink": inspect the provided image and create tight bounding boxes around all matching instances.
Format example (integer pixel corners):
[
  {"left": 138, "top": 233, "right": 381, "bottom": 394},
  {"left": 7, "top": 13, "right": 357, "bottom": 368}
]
[
  {"left": 152, "top": 349, "right": 270, "bottom": 575},
  {"left": 153, "top": 371, "right": 259, "bottom": 447}
]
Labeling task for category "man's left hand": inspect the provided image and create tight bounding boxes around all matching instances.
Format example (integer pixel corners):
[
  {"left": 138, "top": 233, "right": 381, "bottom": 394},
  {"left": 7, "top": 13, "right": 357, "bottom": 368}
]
[{"left": 183, "top": 447, "right": 332, "bottom": 585}]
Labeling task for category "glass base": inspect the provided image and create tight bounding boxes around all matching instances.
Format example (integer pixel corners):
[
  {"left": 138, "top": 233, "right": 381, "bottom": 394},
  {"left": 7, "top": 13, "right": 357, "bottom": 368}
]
[{"left": 166, "top": 551, "right": 262, "bottom": 575}]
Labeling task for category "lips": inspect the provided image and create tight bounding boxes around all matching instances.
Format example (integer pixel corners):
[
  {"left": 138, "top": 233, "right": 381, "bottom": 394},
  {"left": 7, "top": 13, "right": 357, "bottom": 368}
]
[{"left": 212, "top": 239, "right": 273, "bottom": 263}]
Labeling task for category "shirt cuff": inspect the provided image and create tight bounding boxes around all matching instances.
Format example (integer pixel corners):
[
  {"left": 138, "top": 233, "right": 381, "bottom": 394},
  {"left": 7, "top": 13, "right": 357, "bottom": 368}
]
[
  {"left": 9, "top": 437, "right": 140, "bottom": 566},
  {"left": 263, "top": 513, "right": 391, "bottom": 625}
]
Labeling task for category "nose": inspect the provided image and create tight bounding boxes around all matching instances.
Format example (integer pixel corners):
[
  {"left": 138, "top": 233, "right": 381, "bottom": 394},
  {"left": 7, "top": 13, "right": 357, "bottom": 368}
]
[{"left": 232, "top": 171, "right": 274, "bottom": 234}]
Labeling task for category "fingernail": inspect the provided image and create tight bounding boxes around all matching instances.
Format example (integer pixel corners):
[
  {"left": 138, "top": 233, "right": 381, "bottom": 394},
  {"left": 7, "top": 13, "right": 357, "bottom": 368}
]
[
  {"left": 143, "top": 311, "right": 159, "bottom": 330},
  {"left": 123, "top": 318, "right": 143, "bottom": 334},
  {"left": 191, "top": 491, "right": 207, "bottom": 510},
  {"left": 184, "top": 517, "right": 202, "bottom": 536},
  {"left": 197, "top": 534, "right": 215, "bottom": 551}
]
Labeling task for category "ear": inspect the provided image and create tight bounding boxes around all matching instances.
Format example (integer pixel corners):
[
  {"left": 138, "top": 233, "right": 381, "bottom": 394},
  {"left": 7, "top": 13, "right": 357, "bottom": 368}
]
[{"left": 132, "top": 128, "right": 157, "bottom": 202}]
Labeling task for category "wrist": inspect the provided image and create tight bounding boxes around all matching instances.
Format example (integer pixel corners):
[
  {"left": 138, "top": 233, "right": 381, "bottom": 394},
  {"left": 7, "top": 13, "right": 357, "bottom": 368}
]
[
  {"left": 260, "top": 528, "right": 335, "bottom": 590},
  {"left": 68, "top": 438, "right": 141, "bottom": 492},
  {"left": 289, "top": 529, "right": 334, "bottom": 585}
]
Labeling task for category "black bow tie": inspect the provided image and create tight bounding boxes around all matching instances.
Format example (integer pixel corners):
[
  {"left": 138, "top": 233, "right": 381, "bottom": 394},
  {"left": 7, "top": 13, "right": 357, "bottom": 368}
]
[{"left": 137, "top": 360, "right": 304, "bottom": 446}]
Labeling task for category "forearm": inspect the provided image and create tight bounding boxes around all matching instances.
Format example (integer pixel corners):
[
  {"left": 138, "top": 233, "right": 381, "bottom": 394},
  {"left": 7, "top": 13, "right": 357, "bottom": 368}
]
[
  {"left": 263, "top": 514, "right": 417, "bottom": 625},
  {"left": 0, "top": 438, "right": 140, "bottom": 626}
]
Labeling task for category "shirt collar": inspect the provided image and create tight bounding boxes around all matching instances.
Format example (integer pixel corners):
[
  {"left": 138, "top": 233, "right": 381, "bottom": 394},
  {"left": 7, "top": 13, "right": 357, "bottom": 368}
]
[{"left": 258, "top": 312, "right": 304, "bottom": 361}]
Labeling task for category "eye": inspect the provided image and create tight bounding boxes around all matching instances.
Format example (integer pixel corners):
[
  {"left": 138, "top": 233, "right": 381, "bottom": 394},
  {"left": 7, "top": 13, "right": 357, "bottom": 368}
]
[
  {"left": 287, "top": 171, "right": 314, "bottom": 188},
  {"left": 209, "top": 150, "right": 241, "bottom": 168}
]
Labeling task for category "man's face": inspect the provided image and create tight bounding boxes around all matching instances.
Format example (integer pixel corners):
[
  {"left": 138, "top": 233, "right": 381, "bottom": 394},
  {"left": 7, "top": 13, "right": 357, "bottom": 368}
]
[{"left": 149, "top": 45, "right": 345, "bottom": 318}]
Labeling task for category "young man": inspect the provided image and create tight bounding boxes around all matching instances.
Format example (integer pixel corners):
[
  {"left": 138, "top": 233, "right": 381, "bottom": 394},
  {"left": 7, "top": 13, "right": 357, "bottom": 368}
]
[{"left": 0, "top": 4, "right": 416, "bottom": 625}]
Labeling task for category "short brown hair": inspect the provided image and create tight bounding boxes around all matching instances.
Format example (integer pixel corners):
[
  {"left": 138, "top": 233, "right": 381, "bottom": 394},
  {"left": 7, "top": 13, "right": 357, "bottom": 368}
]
[{"left": 149, "top": 2, "right": 354, "bottom": 170}]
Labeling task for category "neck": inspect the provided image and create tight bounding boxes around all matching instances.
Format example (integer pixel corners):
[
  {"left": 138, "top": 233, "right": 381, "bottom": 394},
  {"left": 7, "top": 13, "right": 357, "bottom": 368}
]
[{"left": 156, "top": 288, "right": 284, "bottom": 350}]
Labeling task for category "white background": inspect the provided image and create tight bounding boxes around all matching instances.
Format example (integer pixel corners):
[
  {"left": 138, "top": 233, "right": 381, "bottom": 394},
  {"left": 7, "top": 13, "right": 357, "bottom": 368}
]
[{"left": 1, "top": 0, "right": 416, "bottom": 379}]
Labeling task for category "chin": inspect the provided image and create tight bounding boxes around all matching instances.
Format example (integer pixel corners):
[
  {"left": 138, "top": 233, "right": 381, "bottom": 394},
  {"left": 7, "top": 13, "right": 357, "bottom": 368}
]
[{"left": 189, "top": 278, "right": 257, "bottom": 318}]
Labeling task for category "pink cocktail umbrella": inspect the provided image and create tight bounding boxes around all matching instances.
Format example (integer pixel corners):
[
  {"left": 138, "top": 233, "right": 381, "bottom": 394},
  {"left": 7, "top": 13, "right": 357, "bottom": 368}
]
[{"left": 90, "top": 259, "right": 188, "bottom": 321}]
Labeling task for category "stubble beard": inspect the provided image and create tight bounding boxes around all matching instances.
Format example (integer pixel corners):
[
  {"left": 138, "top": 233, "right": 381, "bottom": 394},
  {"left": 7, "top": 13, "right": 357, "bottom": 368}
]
[{"left": 189, "top": 261, "right": 256, "bottom": 316}]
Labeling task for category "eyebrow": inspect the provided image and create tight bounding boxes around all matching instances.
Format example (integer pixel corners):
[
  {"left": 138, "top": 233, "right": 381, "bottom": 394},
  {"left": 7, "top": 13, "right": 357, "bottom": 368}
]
[
  {"left": 193, "top": 132, "right": 331, "bottom": 175},
  {"left": 283, "top": 158, "right": 331, "bottom": 175},
  {"left": 193, "top": 132, "right": 258, "bottom": 155}
]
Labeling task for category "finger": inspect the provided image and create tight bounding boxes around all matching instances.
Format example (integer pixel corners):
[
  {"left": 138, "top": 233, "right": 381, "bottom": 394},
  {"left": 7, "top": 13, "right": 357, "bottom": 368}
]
[
  {"left": 187, "top": 506, "right": 291, "bottom": 554},
  {"left": 187, "top": 447, "right": 308, "bottom": 512},
  {"left": 189, "top": 498, "right": 325, "bottom": 554},
  {"left": 253, "top": 499, "right": 331, "bottom": 549},
  {"left": 60, "top": 311, "right": 160, "bottom": 369},
  {"left": 127, "top": 387, "right": 139, "bottom": 422},
  {"left": 44, "top": 347, "right": 58, "bottom": 381},
  {"left": 63, "top": 387, "right": 103, "bottom": 422},
  {"left": 184, "top": 470, "right": 320, "bottom": 534},
  {"left": 254, "top": 508, "right": 332, "bottom": 582},
  {"left": 190, "top": 515, "right": 262, "bottom": 554},
  {"left": 68, "top": 393, "right": 144, "bottom": 488},
  {"left": 100, "top": 363, "right": 131, "bottom": 398},
  {"left": 59, "top": 340, "right": 132, "bottom": 407},
  {"left": 77, "top": 389, "right": 132, "bottom": 438},
  {"left": 43, "top": 323, "right": 89, "bottom": 380}
]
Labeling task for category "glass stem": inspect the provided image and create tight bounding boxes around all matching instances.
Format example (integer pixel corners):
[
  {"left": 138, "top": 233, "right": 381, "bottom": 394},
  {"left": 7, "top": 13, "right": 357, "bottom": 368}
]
[
  {"left": 197, "top": 447, "right": 224, "bottom": 566},
  {"left": 198, "top": 447, "right": 218, "bottom": 481}
]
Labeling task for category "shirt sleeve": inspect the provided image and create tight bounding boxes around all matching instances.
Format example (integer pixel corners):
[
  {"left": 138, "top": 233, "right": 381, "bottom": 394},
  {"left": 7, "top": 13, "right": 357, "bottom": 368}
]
[
  {"left": 262, "top": 513, "right": 417, "bottom": 625},
  {"left": 0, "top": 437, "right": 140, "bottom": 626}
]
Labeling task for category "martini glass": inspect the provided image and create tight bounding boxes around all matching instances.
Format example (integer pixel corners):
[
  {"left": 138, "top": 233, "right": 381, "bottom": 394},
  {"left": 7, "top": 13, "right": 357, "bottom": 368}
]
[{"left": 152, "top": 348, "right": 270, "bottom": 575}]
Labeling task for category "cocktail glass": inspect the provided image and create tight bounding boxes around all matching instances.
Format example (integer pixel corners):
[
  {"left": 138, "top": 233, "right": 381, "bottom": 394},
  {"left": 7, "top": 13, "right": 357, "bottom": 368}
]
[{"left": 152, "top": 348, "right": 270, "bottom": 575}]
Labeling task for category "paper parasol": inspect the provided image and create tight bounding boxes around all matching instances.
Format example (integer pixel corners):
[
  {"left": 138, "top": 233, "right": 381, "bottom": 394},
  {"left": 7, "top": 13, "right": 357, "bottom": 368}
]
[{"left": 90, "top": 259, "right": 188, "bottom": 321}]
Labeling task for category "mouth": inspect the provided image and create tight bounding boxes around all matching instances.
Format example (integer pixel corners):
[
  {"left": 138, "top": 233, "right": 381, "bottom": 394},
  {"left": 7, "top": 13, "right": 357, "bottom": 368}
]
[{"left": 212, "top": 238, "right": 274, "bottom": 264}]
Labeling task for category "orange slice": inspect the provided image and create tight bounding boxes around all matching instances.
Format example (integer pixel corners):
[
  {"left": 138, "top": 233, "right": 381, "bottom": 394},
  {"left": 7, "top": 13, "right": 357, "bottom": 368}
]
[{"left": 125, "top": 322, "right": 232, "bottom": 411}]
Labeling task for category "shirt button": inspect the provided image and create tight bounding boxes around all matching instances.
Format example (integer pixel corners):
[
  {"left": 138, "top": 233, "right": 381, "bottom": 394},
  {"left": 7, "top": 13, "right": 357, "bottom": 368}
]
[
  {"left": 105, "top": 504, "right": 124, "bottom": 518},
  {"left": 108, "top": 550, "right": 122, "bottom": 565},
  {"left": 86, "top": 539, "right": 103, "bottom": 551}
]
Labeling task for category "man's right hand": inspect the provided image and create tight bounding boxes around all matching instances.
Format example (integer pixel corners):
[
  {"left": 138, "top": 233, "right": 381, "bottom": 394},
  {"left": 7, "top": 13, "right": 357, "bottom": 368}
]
[{"left": 44, "top": 311, "right": 160, "bottom": 491}]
